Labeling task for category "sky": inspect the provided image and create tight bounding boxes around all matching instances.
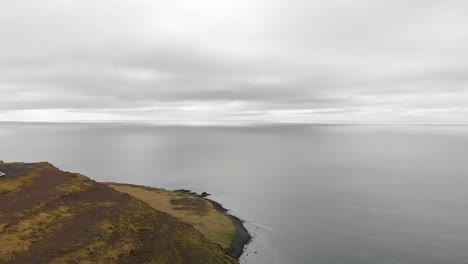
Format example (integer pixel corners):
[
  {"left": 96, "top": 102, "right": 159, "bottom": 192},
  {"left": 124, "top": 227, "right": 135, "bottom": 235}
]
[{"left": 1, "top": 0, "right": 468, "bottom": 124}]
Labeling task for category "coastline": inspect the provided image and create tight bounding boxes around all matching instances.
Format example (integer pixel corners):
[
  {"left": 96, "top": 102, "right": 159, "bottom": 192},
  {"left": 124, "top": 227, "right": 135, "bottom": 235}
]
[
  {"left": 0, "top": 162, "right": 239, "bottom": 263},
  {"left": 107, "top": 183, "right": 252, "bottom": 260},
  {"left": 0, "top": 161, "right": 251, "bottom": 262},
  {"left": 210, "top": 199, "right": 252, "bottom": 259},
  {"left": 174, "top": 189, "right": 252, "bottom": 259}
]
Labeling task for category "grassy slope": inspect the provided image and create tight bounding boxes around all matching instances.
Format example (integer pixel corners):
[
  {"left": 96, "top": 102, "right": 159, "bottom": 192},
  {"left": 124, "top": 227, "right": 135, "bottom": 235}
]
[
  {"left": 107, "top": 184, "right": 237, "bottom": 251},
  {"left": 0, "top": 162, "right": 237, "bottom": 264}
]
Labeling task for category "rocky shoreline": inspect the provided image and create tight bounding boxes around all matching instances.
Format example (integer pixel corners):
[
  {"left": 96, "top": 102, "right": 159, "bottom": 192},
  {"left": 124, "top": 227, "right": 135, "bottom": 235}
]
[
  {"left": 174, "top": 189, "right": 252, "bottom": 259},
  {"left": 0, "top": 162, "right": 239, "bottom": 263},
  {"left": 0, "top": 161, "right": 251, "bottom": 262}
]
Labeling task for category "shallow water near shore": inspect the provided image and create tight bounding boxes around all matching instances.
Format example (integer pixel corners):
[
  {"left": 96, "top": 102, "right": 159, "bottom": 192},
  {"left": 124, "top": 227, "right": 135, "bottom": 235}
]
[{"left": 1, "top": 123, "right": 468, "bottom": 264}]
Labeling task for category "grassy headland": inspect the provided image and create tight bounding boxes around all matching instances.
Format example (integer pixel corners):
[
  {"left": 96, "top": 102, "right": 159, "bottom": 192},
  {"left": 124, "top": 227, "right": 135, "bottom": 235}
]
[
  {"left": 106, "top": 184, "right": 237, "bottom": 250},
  {"left": 0, "top": 161, "right": 246, "bottom": 264},
  {"left": 106, "top": 184, "right": 251, "bottom": 258}
]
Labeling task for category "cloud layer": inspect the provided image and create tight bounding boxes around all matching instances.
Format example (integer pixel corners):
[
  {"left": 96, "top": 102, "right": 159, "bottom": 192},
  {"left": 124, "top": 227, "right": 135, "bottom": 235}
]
[{"left": 2, "top": 0, "right": 468, "bottom": 123}]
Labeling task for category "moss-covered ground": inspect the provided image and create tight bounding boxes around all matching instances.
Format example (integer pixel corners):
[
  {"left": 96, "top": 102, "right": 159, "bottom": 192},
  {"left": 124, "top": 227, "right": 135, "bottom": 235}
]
[
  {"left": 0, "top": 162, "right": 237, "bottom": 264},
  {"left": 107, "top": 184, "right": 238, "bottom": 251}
]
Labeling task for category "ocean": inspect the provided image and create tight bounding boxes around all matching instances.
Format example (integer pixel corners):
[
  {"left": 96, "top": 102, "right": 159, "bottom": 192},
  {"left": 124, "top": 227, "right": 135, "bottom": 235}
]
[{"left": 1, "top": 123, "right": 468, "bottom": 264}]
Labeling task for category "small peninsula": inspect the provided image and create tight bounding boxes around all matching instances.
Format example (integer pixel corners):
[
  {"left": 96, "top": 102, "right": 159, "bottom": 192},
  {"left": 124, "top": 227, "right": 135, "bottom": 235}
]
[{"left": 0, "top": 161, "right": 250, "bottom": 264}]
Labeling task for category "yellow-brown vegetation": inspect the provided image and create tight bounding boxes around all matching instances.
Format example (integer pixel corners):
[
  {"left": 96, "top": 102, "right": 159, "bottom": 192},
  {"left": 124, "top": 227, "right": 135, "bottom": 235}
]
[
  {"left": 0, "top": 162, "right": 238, "bottom": 264},
  {"left": 107, "top": 184, "right": 238, "bottom": 250}
]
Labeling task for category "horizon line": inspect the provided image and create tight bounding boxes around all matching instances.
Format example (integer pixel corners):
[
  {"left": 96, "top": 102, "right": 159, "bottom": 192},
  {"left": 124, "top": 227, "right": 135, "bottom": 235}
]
[{"left": 1, "top": 120, "right": 468, "bottom": 126}]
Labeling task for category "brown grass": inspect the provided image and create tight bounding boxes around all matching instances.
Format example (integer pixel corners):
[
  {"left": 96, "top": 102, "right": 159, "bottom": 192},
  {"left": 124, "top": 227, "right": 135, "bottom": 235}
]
[
  {"left": 0, "top": 206, "right": 73, "bottom": 260},
  {"left": 0, "top": 169, "right": 40, "bottom": 196},
  {"left": 0, "top": 162, "right": 238, "bottom": 264},
  {"left": 107, "top": 184, "right": 237, "bottom": 250}
]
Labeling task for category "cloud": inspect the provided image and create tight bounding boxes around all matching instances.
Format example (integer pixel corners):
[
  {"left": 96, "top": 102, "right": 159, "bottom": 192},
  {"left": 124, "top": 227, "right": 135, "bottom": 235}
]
[{"left": 1, "top": 0, "right": 468, "bottom": 123}]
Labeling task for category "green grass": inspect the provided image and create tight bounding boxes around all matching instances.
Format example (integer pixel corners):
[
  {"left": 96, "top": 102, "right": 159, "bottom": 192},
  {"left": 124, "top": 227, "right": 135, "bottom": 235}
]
[
  {"left": 0, "top": 162, "right": 238, "bottom": 264},
  {"left": 107, "top": 184, "right": 238, "bottom": 250}
]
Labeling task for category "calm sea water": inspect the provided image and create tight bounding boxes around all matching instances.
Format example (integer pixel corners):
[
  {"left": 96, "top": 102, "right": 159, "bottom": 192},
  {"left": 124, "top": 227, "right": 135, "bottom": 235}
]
[{"left": 1, "top": 123, "right": 468, "bottom": 264}]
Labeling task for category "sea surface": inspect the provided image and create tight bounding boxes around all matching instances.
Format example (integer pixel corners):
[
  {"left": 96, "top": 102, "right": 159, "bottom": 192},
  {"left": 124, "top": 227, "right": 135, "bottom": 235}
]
[{"left": 1, "top": 123, "right": 468, "bottom": 264}]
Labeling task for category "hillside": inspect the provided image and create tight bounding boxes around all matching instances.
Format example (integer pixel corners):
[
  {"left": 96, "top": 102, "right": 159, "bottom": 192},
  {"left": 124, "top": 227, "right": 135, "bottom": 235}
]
[
  {"left": 106, "top": 183, "right": 250, "bottom": 258},
  {"left": 0, "top": 162, "right": 238, "bottom": 264}
]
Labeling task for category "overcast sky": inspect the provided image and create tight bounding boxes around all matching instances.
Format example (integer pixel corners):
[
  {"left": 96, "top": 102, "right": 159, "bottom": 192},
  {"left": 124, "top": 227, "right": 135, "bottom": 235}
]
[{"left": 1, "top": 0, "right": 468, "bottom": 123}]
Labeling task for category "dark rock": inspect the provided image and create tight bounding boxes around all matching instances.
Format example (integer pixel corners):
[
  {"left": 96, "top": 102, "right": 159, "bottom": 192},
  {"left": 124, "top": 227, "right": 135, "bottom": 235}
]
[
  {"left": 173, "top": 188, "right": 252, "bottom": 259},
  {"left": 200, "top": 192, "right": 211, "bottom": 197},
  {"left": 174, "top": 189, "right": 197, "bottom": 195}
]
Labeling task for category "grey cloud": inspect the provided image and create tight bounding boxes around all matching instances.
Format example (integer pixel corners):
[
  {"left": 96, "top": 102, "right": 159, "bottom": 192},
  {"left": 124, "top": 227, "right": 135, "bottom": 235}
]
[{"left": 1, "top": 0, "right": 468, "bottom": 123}]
